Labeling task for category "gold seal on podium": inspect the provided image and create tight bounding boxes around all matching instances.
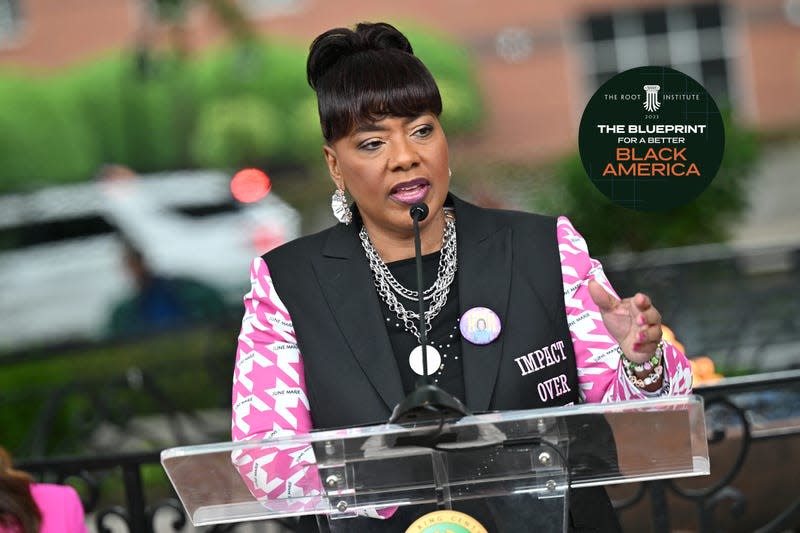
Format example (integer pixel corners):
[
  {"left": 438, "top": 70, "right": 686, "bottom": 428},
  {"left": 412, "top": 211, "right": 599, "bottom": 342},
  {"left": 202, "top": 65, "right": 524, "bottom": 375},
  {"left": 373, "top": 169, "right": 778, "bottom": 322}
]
[{"left": 405, "top": 510, "right": 488, "bottom": 533}]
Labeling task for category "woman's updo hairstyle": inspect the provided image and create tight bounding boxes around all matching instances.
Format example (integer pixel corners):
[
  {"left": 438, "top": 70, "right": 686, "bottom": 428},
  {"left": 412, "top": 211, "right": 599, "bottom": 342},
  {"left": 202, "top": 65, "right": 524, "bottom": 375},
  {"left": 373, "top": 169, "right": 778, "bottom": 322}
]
[{"left": 307, "top": 22, "right": 443, "bottom": 143}]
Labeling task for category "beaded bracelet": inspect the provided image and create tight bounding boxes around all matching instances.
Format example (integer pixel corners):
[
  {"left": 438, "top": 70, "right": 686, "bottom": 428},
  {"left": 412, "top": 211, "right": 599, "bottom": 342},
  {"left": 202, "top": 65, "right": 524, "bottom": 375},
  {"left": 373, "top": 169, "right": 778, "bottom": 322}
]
[
  {"left": 621, "top": 342, "right": 664, "bottom": 373},
  {"left": 621, "top": 341, "right": 665, "bottom": 388},
  {"left": 626, "top": 363, "right": 664, "bottom": 388}
]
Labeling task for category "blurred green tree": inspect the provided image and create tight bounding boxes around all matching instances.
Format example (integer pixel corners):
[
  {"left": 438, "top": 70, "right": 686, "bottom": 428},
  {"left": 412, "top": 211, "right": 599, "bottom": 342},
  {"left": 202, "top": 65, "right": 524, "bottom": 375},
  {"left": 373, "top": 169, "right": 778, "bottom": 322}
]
[
  {"left": 0, "top": 23, "right": 483, "bottom": 192},
  {"left": 190, "top": 96, "right": 282, "bottom": 168},
  {"left": 0, "top": 75, "right": 98, "bottom": 190}
]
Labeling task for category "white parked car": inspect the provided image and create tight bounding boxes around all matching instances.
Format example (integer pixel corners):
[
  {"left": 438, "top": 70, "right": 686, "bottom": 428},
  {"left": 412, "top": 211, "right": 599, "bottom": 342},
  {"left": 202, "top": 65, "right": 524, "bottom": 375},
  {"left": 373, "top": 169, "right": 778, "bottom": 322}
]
[{"left": 0, "top": 170, "right": 300, "bottom": 351}]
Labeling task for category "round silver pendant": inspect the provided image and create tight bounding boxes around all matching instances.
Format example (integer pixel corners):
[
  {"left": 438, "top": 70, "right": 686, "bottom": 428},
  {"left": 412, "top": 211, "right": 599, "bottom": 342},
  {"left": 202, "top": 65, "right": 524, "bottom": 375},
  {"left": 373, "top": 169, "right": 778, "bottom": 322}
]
[{"left": 408, "top": 344, "right": 442, "bottom": 376}]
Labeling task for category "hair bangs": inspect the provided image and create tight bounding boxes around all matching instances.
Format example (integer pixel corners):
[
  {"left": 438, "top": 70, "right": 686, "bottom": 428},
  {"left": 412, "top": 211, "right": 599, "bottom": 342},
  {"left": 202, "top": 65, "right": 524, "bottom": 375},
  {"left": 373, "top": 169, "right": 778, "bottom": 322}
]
[{"left": 318, "top": 49, "right": 442, "bottom": 142}]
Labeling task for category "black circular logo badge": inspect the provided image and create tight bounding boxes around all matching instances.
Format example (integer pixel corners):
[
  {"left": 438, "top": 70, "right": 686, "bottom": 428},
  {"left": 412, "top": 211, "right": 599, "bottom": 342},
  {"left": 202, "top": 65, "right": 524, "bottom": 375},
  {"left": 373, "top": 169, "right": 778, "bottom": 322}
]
[{"left": 578, "top": 66, "right": 725, "bottom": 212}]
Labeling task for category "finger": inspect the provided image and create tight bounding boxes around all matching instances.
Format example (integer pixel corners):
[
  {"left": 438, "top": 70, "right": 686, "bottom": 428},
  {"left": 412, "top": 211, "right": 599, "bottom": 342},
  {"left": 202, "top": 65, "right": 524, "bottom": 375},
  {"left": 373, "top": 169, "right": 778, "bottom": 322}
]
[
  {"left": 588, "top": 279, "right": 619, "bottom": 311},
  {"left": 635, "top": 306, "right": 662, "bottom": 327},
  {"left": 633, "top": 292, "right": 652, "bottom": 311},
  {"left": 635, "top": 324, "right": 663, "bottom": 344},
  {"left": 632, "top": 325, "right": 664, "bottom": 356}
]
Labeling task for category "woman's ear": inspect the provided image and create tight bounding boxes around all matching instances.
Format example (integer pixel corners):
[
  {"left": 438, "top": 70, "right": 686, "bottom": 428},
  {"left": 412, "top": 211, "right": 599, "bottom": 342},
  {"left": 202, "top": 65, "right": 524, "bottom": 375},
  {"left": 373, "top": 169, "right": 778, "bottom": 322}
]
[{"left": 323, "top": 145, "right": 344, "bottom": 190}]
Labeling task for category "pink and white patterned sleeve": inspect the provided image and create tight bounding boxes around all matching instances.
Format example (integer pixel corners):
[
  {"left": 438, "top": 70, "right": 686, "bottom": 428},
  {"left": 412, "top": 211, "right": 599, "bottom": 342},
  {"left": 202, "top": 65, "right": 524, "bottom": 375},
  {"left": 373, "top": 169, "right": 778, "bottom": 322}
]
[
  {"left": 231, "top": 257, "right": 322, "bottom": 505},
  {"left": 230, "top": 257, "right": 396, "bottom": 519},
  {"left": 557, "top": 216, "right": 694, "bottom": 403}
]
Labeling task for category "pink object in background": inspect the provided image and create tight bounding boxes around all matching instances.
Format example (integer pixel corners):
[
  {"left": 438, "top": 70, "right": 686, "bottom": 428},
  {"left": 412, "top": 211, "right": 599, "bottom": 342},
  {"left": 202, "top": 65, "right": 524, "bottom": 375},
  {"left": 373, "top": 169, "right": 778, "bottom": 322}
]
[{"left": 28, "top": 484, "right": 88, "bottom": 533}]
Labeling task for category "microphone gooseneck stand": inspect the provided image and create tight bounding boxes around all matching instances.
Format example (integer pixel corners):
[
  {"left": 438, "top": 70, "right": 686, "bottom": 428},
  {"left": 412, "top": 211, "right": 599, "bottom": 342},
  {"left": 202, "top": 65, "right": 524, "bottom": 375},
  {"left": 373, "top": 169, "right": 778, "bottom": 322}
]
[{"left": 389, "top": 202, "right": 470, "bottom": 425}]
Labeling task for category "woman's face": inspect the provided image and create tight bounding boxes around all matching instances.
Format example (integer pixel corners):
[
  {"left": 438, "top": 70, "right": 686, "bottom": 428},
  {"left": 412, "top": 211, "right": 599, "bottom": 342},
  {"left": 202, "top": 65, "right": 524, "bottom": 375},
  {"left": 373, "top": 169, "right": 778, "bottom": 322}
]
[{"left": 323, "top": 112, "right": 450, "bottom": 241}]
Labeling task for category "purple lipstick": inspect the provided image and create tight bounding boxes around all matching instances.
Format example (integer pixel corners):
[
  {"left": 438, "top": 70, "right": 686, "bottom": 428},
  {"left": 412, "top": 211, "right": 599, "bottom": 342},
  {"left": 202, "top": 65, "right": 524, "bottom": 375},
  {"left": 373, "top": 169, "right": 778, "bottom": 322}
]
[{"left": 390, "top": 178, "right": 430, "bottom": 205}]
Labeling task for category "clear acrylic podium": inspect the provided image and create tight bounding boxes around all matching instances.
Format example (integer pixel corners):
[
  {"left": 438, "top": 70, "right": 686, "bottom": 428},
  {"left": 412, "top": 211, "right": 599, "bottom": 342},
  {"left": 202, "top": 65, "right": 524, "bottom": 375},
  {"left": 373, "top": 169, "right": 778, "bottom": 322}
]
[{"left": 162, "top": 395, "right": 709, "bottom": 532}]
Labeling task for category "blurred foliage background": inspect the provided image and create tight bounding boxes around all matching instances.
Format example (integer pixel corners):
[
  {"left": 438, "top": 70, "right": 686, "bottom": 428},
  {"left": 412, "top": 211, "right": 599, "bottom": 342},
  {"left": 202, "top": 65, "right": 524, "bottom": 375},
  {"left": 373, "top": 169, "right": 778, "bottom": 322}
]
[
  {"left": 544, "top": 116, "right": 760, "bottom": 254},
  {"left": 0, "top": 26, "right": 483, "bottom": 193},
  {"left": 0, "top": 0, "right": 766, "bottom": 256},
  {"left": 453, "top": 115, "right": 760, "bottom": 254},
  {"left": 0, "top": 36, "right": 762, "bottom": 254}
]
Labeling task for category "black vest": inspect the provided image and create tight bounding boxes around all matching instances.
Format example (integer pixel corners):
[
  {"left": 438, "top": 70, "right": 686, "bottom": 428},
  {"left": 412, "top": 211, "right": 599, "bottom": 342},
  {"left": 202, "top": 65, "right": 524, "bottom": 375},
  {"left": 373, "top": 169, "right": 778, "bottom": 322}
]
[{"left": 264, "top": 195, "right": 619, "bottom": 532}]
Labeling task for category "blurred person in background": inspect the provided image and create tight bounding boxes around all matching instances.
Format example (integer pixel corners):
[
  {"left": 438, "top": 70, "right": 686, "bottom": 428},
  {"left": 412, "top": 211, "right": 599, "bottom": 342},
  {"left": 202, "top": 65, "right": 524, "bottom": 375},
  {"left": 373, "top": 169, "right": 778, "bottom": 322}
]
[
  {"left": 0, "top": 447, "right": 87, "bottom": 533},
  {"left": 105, "top": 237, "right": 228, "bottom": 339},
  {"left": 230, "top": 22, "right": 694, "bottom": 532}
]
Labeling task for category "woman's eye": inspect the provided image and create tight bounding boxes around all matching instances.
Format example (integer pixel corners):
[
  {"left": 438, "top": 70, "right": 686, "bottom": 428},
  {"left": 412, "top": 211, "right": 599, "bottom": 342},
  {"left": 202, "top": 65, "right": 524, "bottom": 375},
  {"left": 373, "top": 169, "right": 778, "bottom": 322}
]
[
  {"left": 413, "top": 125, "right": 434, "bottom": 138},
  {"left": 359, "top": 139, "right": 383, "bottom": 151}
]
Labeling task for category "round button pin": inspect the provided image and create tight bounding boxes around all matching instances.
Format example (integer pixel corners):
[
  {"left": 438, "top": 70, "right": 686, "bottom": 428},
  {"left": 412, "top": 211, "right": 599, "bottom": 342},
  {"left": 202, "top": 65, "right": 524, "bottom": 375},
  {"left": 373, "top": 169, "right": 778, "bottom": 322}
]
[{"left": 459, "top": 307, "right": 501, "bottom": 345}]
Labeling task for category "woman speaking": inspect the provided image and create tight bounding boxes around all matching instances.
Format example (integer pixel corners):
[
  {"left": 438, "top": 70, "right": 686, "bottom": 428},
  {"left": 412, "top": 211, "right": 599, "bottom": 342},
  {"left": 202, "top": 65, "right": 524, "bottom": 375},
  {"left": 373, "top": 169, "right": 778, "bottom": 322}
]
[{"left": 231, "top": 22, "right": 693, "bottom": 532}]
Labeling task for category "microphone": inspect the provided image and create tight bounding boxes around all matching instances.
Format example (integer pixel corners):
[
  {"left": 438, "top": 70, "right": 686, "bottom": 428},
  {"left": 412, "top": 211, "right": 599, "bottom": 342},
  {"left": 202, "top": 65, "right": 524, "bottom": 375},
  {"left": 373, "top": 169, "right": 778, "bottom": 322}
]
[
  {"left": 410, "top": 203, "right": 432, "bottom": 381},
  {"left": 409, "top": 202, "right": 429, "bottom": 222},
  {"left": 389, "top": 203, "right": 469, "bottom": 426}
]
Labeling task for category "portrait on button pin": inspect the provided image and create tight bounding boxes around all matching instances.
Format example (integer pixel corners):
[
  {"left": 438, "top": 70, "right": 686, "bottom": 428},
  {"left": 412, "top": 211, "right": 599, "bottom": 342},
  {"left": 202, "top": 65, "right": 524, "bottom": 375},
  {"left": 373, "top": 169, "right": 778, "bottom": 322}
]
[{"left": 460, "top": 307, "right": 501, "bottom": 345}]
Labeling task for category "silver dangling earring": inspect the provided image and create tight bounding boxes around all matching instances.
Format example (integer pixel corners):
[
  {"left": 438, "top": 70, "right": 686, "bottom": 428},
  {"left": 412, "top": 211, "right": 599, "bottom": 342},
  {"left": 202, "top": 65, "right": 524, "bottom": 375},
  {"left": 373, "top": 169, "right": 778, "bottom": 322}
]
[
  {"left": 448, "top": 168, "right": 453, "bottom": 177},
  {"left": 331, "top": 188, "right": 352, "bottom": 225}
]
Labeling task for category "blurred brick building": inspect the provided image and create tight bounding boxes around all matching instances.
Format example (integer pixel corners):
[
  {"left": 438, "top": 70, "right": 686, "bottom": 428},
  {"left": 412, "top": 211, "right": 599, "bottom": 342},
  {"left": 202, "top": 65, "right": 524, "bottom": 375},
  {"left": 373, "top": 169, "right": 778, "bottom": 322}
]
[{"left": 1, "top": 0, "right": 798, "bottom": 163}]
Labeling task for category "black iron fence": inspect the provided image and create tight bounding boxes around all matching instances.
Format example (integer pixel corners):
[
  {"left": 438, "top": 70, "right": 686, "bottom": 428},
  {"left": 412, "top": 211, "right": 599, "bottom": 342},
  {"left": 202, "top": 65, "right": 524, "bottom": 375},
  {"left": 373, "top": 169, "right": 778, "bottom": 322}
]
[{"left": 613, "top": 369, "right": 800, "bottom": 533}]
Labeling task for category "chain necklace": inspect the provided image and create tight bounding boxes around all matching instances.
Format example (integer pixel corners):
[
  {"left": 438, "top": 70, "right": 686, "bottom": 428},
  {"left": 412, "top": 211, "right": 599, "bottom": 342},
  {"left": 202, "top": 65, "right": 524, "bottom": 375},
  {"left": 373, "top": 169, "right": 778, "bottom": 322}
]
[
  {"left": 360, "top": 211, "right": 458, "bottom": 376},
  {"left": 360, "top": 215, "right": 456, "bottom": 303}
]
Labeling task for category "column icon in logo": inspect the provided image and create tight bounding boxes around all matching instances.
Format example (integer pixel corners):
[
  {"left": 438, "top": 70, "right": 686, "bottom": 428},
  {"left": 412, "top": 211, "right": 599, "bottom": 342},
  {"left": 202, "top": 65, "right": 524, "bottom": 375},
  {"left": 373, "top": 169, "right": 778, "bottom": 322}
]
[{"left": 643, "top": 84, "right": 661, "bottom": 112}]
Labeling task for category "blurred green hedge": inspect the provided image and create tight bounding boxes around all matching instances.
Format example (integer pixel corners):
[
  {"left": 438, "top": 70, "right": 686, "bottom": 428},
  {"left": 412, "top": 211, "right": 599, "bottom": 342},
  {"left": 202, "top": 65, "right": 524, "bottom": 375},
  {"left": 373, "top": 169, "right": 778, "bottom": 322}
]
[
  {"left": 0, "top": 27, "right": 483, "bottom": 193},
  {"left": 0, "top": 74, "right": 99, "bottom": 191}
]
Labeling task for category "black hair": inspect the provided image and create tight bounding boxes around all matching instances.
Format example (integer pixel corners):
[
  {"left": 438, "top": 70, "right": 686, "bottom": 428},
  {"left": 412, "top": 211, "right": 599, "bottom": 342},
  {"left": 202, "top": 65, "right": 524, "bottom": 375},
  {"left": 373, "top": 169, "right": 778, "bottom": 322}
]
[{"left": 307, "top": 22, "right": 443, "bottom": 143}]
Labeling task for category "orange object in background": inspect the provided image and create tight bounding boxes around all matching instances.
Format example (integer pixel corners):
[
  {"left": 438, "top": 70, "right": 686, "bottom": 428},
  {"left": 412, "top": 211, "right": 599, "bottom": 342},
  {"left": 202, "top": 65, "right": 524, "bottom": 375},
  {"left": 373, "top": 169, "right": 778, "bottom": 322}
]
[
  {"left": 661, "top": 325, "right": 685, "bottom": 354},
  {"left": 690, "top": 356, "right": 724, "bottom": 385},
  {"left": 661, "top": 325, "right": 723, "bottom": 385}
]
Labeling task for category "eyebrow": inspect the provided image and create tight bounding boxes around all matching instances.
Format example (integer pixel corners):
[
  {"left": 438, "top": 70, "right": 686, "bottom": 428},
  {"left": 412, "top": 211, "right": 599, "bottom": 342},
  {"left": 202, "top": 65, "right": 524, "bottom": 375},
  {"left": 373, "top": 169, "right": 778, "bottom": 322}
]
[{"left": 352, "top": 114, "right": 426, "bottom": 134}]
